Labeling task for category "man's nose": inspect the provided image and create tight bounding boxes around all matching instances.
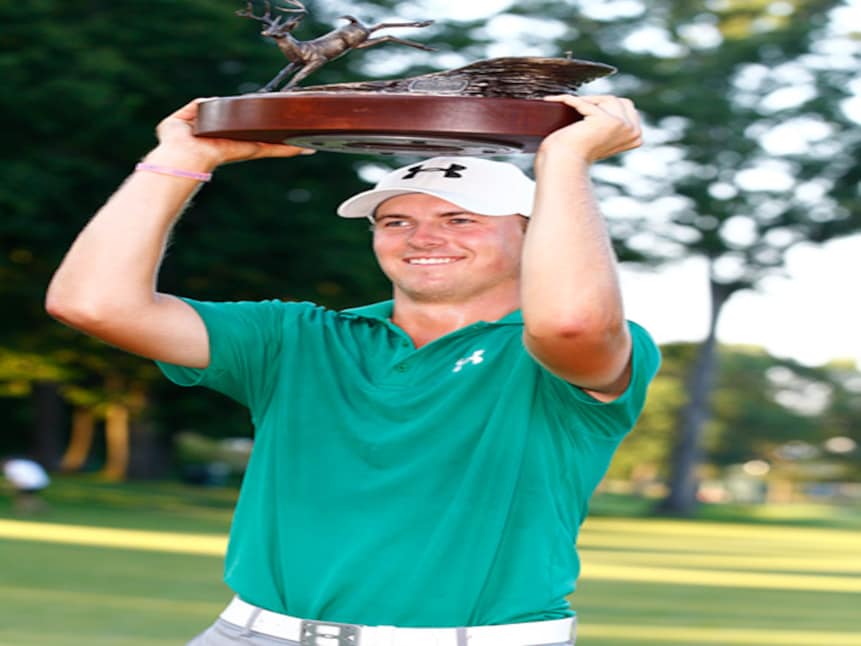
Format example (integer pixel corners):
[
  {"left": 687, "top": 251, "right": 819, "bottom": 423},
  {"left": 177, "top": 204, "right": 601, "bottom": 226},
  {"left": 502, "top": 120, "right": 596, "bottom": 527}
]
[{"left": 407, "top": 221, "right": 445, "bottom": 247}]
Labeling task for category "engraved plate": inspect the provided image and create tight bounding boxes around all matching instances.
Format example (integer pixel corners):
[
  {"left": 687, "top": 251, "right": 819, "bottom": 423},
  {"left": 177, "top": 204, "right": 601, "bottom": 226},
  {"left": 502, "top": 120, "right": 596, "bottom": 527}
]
[{"left": 407, "top": 77, "right": 470, "bottom": 94}]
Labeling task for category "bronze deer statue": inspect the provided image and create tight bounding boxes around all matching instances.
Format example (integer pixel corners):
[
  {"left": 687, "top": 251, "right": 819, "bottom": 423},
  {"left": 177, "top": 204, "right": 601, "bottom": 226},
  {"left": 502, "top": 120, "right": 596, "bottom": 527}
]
[{"left": 237, "top": 0, "right": 434, "bottom": 92}]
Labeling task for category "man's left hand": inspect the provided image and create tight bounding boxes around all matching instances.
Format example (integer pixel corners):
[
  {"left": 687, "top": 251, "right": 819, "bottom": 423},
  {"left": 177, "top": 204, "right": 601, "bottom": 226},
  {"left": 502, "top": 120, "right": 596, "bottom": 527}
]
[{"left": 539, "top": 94, "right": 643, "bottom": 164}]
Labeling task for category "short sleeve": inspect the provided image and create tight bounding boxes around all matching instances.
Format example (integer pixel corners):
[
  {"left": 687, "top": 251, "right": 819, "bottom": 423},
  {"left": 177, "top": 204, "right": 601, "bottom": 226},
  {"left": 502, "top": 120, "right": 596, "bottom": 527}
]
[
  {"left": 541, "top": 321, "right": 662, "bottom": 438},
  {"left": 156, "top": 298, "right": 310, "bottom": 411}
]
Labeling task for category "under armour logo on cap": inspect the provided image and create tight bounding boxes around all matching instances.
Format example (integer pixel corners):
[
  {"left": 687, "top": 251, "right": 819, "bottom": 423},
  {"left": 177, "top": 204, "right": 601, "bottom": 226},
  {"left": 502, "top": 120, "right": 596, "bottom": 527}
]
[{"left": 402, "top": 163, "right": 467, "bottom": 180}]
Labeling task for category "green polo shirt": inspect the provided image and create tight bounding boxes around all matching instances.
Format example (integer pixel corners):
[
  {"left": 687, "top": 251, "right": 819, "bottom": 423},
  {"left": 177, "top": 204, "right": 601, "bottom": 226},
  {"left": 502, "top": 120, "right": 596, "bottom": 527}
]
[{"left": 157, "top": 298, "right": 660, "bottom": 628}]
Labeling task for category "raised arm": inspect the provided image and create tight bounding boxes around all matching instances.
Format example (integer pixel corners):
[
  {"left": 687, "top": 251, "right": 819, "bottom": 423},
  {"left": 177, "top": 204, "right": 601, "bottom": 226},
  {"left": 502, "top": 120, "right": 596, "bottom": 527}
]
[
  {"left": 521, "top": 95, "right": 642, "bottom": 401},
  {"left": 45, "top": 99, "right": 313, "bottom": 368}
]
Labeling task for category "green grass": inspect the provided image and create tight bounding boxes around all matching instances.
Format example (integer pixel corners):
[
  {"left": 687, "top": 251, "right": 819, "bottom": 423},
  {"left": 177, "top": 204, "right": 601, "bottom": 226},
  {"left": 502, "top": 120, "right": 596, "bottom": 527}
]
[
  {"left": 574, "top": 517, "right": 860, "bottom": 645},
  {"left": 0, "top": 479, "right": 859, "bottom": 645},
  {"left": 0, "top": 477, "right": 234, "bottom": 645}
]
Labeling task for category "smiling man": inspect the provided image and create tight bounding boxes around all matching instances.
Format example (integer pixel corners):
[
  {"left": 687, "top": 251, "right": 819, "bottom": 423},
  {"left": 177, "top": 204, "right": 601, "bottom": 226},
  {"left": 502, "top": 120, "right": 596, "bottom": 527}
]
[
  {"left": 46, "top": 94, "right": 660, "bottom": 646},
  {"left": 370, "top": 192, "right": 525, "bottom": 306}
]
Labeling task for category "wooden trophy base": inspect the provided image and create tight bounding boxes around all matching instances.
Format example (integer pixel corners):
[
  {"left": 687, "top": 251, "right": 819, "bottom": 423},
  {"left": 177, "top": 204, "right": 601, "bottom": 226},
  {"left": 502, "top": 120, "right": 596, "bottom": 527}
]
[{"left": 194, "top": 94, "right": 581, "bottom": 156}]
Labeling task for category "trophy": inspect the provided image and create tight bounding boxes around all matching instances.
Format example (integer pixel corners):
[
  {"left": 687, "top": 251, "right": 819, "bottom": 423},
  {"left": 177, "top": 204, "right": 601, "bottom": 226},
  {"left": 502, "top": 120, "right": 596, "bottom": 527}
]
[{"left": 195, "top": 1, "right": 616, "bottom": 156}]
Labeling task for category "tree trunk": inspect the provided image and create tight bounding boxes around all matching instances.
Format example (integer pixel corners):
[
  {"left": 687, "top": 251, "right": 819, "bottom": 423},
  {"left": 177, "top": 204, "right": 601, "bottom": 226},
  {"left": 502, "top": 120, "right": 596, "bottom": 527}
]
[
  {"left": 101, "top": 402, "right": 130, "bottom": 481},
  {"left": 30, "top": 381, "right": 66, "bottom": 470},
  {"left": 657, "top": 277, "right": 737, "bottom": 515},
  {"left": 60, "top": 408, "right": 96, "bottom": 472}
]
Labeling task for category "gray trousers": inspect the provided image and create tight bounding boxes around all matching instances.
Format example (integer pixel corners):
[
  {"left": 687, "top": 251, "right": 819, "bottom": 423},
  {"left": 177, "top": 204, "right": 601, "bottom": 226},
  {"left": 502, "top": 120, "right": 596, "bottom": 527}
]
[{"left": 187, "top": 617, "right": 575, "bottom": 646}]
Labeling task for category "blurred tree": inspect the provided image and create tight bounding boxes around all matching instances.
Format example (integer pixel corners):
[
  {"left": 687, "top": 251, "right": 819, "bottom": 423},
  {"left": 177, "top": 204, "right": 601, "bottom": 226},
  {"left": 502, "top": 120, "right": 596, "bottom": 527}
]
[
  {"left": 819, "top": 362, "right": 861, "bottom": 477},
  {"left": 709, "top": 349, "right": 819, "bottom": 466},
  {"left": 609, "top": 343, "right": 861, "bottom": 488}
]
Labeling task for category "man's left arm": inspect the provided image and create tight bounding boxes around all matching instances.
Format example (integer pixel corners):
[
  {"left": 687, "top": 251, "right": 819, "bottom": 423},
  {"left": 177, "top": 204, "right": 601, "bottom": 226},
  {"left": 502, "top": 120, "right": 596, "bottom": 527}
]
[{"left": 521, "top": 95, "right": 643, "bottom": 402}]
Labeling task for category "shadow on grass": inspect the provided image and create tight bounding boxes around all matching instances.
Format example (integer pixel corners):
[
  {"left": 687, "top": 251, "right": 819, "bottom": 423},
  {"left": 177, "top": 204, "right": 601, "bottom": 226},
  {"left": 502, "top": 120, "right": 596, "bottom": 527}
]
[
  {"left": 589, "top": 492, "right": 861, "bottom": 530},
  {"left": 0, "top": 475, "right": 237, "bottom": 534}
]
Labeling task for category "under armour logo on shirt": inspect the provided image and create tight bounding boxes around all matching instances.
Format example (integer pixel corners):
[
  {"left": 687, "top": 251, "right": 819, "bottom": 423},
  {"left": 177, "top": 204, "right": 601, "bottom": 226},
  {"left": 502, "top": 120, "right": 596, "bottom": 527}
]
[
  {"left": 453, "top": 350, "right": 485, "bottom": 373},
  {"left": 402, "top": 163, "right": 467, "bottom": 180}
]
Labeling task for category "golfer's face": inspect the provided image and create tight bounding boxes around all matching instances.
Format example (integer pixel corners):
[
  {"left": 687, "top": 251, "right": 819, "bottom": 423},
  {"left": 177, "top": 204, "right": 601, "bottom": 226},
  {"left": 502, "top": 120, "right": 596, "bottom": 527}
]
[{"left": 372, "top": 193, "right": 526, "bottom": 304}]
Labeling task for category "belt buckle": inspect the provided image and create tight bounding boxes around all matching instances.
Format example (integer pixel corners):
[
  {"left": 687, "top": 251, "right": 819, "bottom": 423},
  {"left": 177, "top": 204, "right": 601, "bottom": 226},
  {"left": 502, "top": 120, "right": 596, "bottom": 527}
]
[{"left": 300, "top": 619, "right": 359, "bottom": 646}]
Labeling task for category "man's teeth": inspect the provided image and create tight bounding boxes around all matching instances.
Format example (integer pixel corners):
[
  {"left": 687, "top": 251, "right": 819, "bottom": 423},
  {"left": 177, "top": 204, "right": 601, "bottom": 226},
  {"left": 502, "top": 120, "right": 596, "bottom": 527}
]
[{"left": 407, "top": 258, "right": 457, "bottom": 265}]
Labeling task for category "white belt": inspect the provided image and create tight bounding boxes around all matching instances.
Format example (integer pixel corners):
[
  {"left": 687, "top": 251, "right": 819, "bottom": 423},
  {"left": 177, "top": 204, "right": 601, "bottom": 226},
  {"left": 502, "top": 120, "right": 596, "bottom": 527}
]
[{"left": 220, "top": 597, "right": 575, "bottom": 646}]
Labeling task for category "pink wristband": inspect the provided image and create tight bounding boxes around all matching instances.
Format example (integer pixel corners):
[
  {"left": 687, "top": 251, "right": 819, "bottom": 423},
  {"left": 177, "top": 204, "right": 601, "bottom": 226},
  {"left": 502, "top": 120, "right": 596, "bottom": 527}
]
[{"left": 135, "top": 162, "right": 212, "bottom": 182}]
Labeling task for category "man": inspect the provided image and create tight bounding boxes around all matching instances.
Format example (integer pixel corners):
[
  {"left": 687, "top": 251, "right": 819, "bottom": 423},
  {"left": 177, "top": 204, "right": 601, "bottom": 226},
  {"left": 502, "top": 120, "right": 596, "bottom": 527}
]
[{"left": 46, "top": 93, "right": 660, "bottom": 646}]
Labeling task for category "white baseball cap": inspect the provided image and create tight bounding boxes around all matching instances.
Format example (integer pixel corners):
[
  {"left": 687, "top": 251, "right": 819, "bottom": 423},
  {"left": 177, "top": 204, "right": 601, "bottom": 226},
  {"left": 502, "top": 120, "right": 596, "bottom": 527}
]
[{"left": 336, "top": 156, "right": 535, "bottom": 219}]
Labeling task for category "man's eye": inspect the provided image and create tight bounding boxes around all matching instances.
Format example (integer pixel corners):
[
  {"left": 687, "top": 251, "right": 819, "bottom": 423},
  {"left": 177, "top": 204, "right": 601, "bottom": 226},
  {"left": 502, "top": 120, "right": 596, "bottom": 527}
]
[
  {"left": 449, "top": 217, "right": 476, "bottom": 225},
  {"left": 380, "top": 220, "right": 410, "bottom": 228}
]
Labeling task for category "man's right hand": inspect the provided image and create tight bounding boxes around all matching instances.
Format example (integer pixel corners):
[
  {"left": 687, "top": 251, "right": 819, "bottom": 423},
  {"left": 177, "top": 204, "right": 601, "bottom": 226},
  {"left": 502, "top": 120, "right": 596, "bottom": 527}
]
[
  {"left": 151, "top": 98, "right": 315, "bottom": 171},
  {"left": 46, "top": 98, "right": 314, "bottom": 369}
]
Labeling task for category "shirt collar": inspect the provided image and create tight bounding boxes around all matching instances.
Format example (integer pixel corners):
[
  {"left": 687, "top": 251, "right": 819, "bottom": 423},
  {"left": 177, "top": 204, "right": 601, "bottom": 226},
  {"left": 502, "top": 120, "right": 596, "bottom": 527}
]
[
  {"left": 341, "top": 300, "right": 522, "bottom": 325},
  {"left": 341, "top": 300, "right": 394, "bottom": 320}
]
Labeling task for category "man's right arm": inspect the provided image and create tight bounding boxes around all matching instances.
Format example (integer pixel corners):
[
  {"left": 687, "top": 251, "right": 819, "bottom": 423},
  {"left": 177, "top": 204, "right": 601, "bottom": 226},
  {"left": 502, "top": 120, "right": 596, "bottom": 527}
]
[{"left": 45, "top": 99, "right": 313, "bottom": 368}]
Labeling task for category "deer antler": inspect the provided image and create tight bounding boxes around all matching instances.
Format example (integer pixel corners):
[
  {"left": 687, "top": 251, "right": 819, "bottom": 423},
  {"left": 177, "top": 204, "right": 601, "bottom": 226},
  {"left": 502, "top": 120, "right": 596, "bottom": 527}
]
[
  {"left": 240, "top": 1, "right": 302, "bottom": 23},
  {"left": 236, "top": 1, "right": 276, "bottom": 23},
  {"left": 280, "top": 0, "right": 307, "bottom": 13}
]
